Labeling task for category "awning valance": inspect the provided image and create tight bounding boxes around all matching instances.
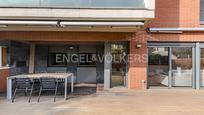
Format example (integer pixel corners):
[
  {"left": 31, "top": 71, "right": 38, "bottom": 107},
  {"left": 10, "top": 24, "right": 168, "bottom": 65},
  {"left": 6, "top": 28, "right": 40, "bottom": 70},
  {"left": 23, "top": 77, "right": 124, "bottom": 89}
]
[{"left": 0, "top": 20, "right": 144, "bottom": 27}]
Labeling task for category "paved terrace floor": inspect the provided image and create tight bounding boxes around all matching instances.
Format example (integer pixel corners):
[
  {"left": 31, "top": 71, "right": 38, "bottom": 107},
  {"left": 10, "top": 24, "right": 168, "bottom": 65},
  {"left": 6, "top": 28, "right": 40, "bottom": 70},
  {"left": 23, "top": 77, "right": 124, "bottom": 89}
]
[{"left": 1, "top": 88, "right": 204, "bottom": 115}]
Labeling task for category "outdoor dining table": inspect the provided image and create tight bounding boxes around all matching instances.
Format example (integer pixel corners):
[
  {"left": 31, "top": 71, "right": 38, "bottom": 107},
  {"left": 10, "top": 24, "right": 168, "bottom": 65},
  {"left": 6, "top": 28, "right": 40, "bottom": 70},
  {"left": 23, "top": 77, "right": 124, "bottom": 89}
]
[{"left": 7, "top": 73, "right": 74, "bottom": 101}]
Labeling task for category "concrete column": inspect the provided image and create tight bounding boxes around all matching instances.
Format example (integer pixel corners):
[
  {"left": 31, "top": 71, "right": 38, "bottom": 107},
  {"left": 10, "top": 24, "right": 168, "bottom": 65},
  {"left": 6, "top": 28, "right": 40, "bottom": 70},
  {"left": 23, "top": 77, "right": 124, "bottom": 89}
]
[
  {"left": 29, "top": 44, "right": 35, "bottom": 73},
  {"left": 195, "top": 42, "right": 200, "bottom": 90},
  {"left": 104, "top": 42, "right": 112, "bottom": 89}
]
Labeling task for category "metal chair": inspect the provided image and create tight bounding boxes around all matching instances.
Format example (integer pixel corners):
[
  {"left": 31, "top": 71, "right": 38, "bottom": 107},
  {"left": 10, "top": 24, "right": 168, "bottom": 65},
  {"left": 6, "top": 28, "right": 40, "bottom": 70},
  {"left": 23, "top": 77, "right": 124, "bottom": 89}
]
[
  {"left": 12, "top": 78, "right": 34, "bottom": 103},
  {"left": 55, "top": 72, "right": 66, "bottom": 95},
  {"left": 37, "top": 78, "right": 58, "bottom": 102}
]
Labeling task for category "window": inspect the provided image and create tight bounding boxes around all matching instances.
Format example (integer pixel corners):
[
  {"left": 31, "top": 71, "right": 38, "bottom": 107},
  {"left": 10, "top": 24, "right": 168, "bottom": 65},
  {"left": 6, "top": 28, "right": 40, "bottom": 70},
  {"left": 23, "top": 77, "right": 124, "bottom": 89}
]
[
  {"left": 148, "top": 48, "right": 169, "bottom": 65},
  {"left": 201, "top": 0, "right": 204, "bottom": 23},
  {"left": 48, "top": 52, "right": 97, "bottom": 67},
  {"left": 48, "top": 53, "right": 67, "bottom": 67},
  {"left": 78, "top": 53, "right": 97, "bottom": 66},
  {"left": 48, "top": 45, "right": 67, "bottom": 67},
  {"left": 48, "top": 45, "right": 97, "bottom": 67}
]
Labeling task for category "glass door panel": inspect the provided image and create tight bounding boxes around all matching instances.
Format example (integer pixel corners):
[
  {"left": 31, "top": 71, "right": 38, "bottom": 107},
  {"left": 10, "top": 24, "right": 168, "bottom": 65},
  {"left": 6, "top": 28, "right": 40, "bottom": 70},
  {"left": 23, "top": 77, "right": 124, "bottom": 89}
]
[
  {"left": 171, "top": 47, "right": 193, "bottom": 87},
  {"left": 111, "top": 43, "right": 127, "bottom": 87},
  {"left": 148, "top": 47, "right": 169, "bottom": 87},
  {"left": 200, "top": 48, "right": 204, "bottom": 87}
]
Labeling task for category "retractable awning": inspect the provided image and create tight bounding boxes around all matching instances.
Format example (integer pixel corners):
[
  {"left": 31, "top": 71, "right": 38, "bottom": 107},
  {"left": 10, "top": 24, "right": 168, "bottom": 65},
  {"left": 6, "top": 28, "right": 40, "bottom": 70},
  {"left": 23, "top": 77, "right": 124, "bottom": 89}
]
[
  {"left": 0, "top": 20, "right": 144, "bottom": 32},
  {"left": 0, "top": 20, "right": 58, "bottom": 25},
  {"left": 0, "top": 20, "right": 144, "bottom": 26},
  {"left": 149, "top": 28, "right": 204, "bottom": 33},
  {"left": 60, "top": 21, "right": 144, "bottom": 26}
]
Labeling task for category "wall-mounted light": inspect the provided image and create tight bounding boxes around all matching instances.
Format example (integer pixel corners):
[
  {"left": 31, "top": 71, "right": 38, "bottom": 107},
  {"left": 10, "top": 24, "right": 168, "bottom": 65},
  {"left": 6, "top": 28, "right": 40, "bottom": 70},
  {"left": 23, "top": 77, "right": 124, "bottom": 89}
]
[
  {"left": 68, "top": 46, "right": 74, "bottom": 50},
  {"left": 136, "top": 43, "right": 142, "bottom": 49}
]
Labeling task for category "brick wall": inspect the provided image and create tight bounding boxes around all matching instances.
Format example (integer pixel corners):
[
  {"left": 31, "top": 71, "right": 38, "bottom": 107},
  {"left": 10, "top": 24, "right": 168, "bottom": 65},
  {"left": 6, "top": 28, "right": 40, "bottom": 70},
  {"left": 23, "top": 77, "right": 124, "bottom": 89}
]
[
  {"left": 128, "top": 31, "right": 149, "bottom": 89},
  {"left": 134, "top": 0, "right": 204, "bottom": 89},
  {"left": 147, "top": 0, "right": 204, "bottom": 42},
  {"left": 148, "top": 0, "right": 200, "bottom": 28}
]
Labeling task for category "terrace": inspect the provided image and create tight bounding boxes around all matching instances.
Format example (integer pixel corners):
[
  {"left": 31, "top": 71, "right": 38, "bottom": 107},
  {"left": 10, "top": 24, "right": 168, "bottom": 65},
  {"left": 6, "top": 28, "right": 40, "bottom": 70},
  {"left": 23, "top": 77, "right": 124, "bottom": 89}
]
[{"left": 1, "top": 88, "right": 204, "bottom": 115}]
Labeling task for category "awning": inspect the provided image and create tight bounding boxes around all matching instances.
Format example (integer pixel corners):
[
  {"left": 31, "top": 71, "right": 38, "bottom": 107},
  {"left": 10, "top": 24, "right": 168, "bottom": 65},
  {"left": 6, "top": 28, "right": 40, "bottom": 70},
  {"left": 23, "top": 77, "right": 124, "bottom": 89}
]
[
  {"left": 0, "top": 20, "right": 144, "bottom": 27},
  {"left": 0, "top": 20, "right": 144, "bottom": 32},
  {"left": 0, "top": 20, "right": 58, "bottom": 26},
  {"left": 60, "top": 21, "right": 144, "bottom": 27},
  {"left": 149, "top": 28, "right": 204, "bottom": 33}
]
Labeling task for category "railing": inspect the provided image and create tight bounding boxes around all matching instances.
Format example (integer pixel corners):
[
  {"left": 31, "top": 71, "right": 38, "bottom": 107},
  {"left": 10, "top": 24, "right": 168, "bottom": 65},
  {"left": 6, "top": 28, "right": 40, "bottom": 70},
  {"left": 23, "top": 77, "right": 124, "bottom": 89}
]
[{"left": 0, "top": 0, "right": 145, "bottom": 8}]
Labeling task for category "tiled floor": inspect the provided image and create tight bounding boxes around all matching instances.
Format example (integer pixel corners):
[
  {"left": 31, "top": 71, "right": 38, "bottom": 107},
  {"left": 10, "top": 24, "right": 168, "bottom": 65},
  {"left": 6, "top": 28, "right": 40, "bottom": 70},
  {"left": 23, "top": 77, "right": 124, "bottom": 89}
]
[{"left": 1, "top": 88, "right": 204, "bottom": 115}]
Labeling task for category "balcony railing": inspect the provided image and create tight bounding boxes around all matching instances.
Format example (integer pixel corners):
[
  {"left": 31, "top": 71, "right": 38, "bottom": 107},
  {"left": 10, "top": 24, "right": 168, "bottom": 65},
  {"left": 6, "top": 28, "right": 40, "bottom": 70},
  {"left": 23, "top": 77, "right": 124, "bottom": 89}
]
[{"left": 0, "top": 0, "right": 145, "bottom": 9}]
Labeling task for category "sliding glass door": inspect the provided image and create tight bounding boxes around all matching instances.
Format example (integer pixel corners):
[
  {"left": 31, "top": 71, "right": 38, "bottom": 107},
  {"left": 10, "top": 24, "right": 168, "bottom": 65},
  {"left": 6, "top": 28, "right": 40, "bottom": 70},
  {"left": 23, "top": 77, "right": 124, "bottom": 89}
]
[
  {"left": 148, "top": 44, "right": 195, "bottom": 89},
  {"left": 148, "top": 47, "right": 169, "bottom": 87},
  {"left": 200, "top": 48, "right": 204, "bottom": 87},
  {"left": 171, "top": 47, "right": 193, "bottom": 87}
]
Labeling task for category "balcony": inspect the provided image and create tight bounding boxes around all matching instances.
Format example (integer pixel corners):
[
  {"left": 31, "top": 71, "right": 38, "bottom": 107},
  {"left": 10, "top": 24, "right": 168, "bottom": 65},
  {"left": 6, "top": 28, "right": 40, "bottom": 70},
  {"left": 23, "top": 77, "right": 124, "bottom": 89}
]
[
  {"left": 0, "top": 0, "right": 145, "bottom": 8},
  {"left": 0, "top": 0, "right": 155, "bottom": 20},
  {"left": 0, "top": 0, "right": 155, "bottom": 32}
]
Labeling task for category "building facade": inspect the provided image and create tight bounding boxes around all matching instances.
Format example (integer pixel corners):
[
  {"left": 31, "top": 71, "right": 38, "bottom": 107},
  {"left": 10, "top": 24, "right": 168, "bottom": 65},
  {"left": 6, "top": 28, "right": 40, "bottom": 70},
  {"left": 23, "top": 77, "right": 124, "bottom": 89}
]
[
  {"left": 1, "top": 0, "right": 204, "bottom": 92},
  {"left": 147, "top": 0, "right": 204, "bottom": 90}
]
